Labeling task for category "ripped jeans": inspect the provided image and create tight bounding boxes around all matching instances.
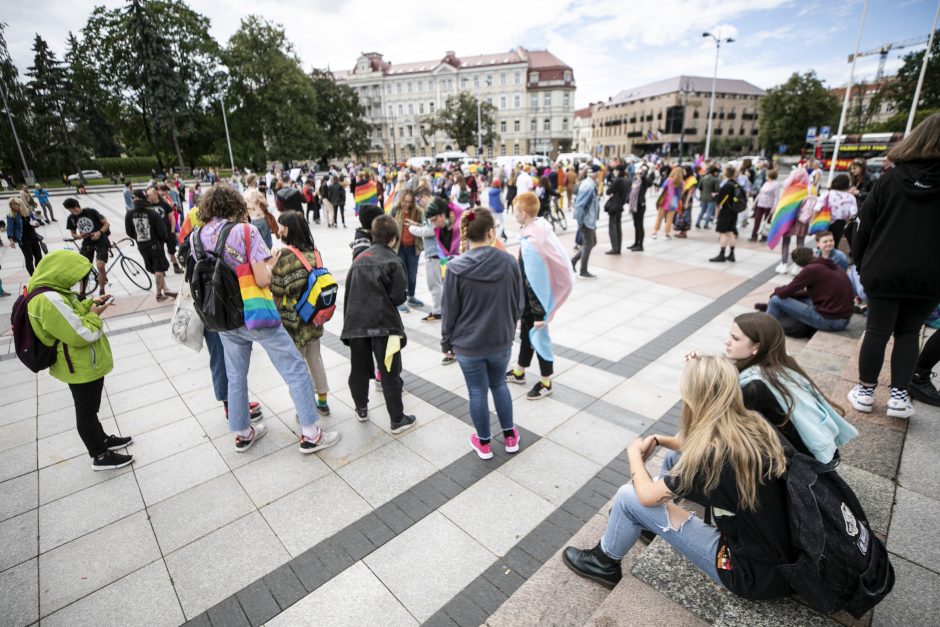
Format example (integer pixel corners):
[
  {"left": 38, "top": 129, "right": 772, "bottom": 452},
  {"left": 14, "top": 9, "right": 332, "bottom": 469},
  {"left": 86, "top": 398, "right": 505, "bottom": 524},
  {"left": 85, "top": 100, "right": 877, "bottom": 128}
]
[{"left": 600, "top": 450, "right": 722, "bottom": 585}]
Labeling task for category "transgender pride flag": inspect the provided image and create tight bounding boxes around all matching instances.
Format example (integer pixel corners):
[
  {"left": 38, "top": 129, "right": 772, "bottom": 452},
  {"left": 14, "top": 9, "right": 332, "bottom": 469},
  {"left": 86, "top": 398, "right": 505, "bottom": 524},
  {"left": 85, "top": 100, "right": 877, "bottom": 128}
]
[{"left": 519, "top": 217, "right": 574, "bottom": 361}]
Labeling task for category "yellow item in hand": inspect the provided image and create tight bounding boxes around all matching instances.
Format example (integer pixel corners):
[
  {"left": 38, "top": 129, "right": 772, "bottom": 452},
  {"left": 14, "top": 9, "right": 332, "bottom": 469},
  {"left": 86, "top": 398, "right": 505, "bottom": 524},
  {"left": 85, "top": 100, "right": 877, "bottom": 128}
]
[{"left": 385, "top": 335, "right": 402, "bottom": 371}]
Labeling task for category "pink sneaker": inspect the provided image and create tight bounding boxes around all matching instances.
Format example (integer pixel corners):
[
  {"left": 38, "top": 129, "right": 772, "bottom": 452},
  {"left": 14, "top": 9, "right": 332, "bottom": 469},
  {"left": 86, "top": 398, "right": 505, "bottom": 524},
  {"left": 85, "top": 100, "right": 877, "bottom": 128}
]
[
  {"left": 470, "top": 434, "right": 493, "bottom": 460},
  {"left": 504, "top": 428, "right": 520, "bottom": 454}
]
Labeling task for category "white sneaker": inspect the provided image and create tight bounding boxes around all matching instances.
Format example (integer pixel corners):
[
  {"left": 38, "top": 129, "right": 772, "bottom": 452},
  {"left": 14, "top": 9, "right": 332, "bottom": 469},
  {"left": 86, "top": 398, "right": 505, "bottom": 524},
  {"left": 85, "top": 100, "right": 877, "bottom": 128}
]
[
  {"left": 887, "top": 391, "right": 914, "bottom": 418},
  {"left": 847, "top": 384, "right": 874, "bottom": 413},
  {"left": 775, "top": 262, "right": 788, "bottom": 274},
  {"left": 788, "top": 263, "right": 800, "bottom": 275}
]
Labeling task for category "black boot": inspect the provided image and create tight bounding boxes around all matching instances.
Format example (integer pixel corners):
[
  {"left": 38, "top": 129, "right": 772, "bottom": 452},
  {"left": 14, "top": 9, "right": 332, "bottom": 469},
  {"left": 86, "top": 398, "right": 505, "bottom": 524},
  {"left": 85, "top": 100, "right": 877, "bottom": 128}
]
[
  {"left": 562, "top": 542, "right": 622, "bottom": 589},
  {"left": 709, "top": 251, "right": 726, "bottom": 263},
  {"left": 910, "top": 371, "right": 940, "bottom": 406},
  {"left": 727, "top": 248, "right": 736, "bottom": 263}
]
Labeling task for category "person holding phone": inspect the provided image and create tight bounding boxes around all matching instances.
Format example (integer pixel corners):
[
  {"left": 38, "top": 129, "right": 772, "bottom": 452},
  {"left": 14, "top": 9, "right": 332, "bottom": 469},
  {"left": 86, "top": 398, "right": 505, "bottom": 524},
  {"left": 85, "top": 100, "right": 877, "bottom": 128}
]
[{"left": 25, "top": 250, "right": 133, "bottom": 470}]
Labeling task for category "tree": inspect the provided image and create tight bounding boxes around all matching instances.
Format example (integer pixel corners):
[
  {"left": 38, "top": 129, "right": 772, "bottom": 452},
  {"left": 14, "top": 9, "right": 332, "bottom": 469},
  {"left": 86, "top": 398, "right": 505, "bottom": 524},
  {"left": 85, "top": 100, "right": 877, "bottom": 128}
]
[
  {"left": 759, "top": 71, "right": 839, "bottom": 154},
  {"left": 889, "top": 30, "right": 940, "bottom": 114},
  {"left": 63, "top": 31, "right": 122, "bottom": 159},
  {"left": 25, "top": 35, "right": 80, "bottom": 176},
  {"left": 426, "top": 91, "right": 499, "bottom": 152},
  {"left": 309, "top": 69, "right": 370, "bottom": 162},
  {"left": 0, "top": 22, "right": 32, "bottom": 181}
]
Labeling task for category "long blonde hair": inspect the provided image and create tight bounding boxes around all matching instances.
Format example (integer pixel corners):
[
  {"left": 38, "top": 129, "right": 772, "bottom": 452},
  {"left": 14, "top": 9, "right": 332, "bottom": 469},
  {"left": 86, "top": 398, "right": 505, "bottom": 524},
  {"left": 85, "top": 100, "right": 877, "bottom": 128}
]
[
  {"left": 670, "top": 356, "right": 787, "bottom": 511},
  {"left": 8, "top": 197, "right": 28, "bottom": 217}
]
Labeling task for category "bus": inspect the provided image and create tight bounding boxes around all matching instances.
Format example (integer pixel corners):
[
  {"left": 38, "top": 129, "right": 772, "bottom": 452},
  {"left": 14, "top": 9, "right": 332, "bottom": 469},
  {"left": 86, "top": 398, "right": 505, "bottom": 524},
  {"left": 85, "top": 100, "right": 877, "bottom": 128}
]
[{"left": 814, "top": 132, "right": 903, "bottom": 171}]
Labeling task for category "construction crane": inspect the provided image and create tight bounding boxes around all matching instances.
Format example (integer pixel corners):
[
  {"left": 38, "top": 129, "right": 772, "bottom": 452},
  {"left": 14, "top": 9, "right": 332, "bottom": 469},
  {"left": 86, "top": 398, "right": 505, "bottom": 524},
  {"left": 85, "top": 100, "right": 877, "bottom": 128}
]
[{"left": 848, "top": 36, "right": 930, "bottom": 83}]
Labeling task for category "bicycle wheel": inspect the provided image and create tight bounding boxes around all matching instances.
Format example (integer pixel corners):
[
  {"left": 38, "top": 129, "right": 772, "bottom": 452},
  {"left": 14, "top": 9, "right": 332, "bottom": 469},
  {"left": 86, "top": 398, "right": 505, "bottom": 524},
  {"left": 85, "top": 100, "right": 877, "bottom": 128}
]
[
  {"left": 120, "top": 256, "right": 153, "bottom": 291},
  {"left": 556, "top": 209, "right": 568, "bottom": 230}
]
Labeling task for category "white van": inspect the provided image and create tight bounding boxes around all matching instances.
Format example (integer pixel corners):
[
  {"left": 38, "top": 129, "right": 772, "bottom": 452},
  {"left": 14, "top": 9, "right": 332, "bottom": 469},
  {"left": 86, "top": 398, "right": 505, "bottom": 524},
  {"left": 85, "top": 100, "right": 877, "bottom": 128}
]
[
  {"left": 406, "top": 156, "right": 433, "bottom": 169},
  {"left": 554, "top": 152, "right": 593, "bottom": 167},
  {"left": 435, "top": 150, "right": 470, "bottom": 164}
]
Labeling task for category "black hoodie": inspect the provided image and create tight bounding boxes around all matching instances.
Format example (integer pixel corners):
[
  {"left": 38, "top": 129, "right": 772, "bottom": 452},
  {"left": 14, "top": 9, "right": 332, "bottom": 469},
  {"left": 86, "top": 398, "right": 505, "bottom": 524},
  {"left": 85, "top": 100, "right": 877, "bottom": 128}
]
[
  {"left": 854, "top": 160, "right": 940, "bottom": 299},
  {"left": 441, "top": 246, "right": 524, "bottom": 356}
]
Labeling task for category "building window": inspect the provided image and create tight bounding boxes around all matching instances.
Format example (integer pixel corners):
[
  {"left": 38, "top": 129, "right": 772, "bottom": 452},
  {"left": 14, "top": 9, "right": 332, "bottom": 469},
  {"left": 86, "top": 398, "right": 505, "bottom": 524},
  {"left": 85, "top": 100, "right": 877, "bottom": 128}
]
[
  {"left": 398, "top": 104, "right": 403, "bottom": 115},
  {"left": 461, "top": 77, "right": 468, "bottom": 89},
  {"left": 514, "top": 71, "right": 521, "bottom": 85},
  {"left": 563, "top": 93, "right": 570, "bottom": 108},
  {"left": 513, "top": 119, "right": 520, "bottom": 132},
  {"left": 486, "top": 96, "right": 493, "bottom": 105},
  {"left": 407, "top": 81, "right": 412, "bottom": 93},
  {"left": 564, "top": 70, "right": 572, "bottom": 82},
  {"left": 407, "top": 125, "right": 413, "bottom": 137},
  {"left": 530, "top": 72, "right": 539, "bottom": 83},
  {"left": 430, "top": 102, "right": 435, "bottom": 113},
  {"left": 514, "top": 95, "right": 521, "bottom": 108},
  {"left": 473, "top": 75, "right": 479, "bottom": 88},
  {"left": 397, "top": 83, "right": 402, "bottom": 94},
  {"left": 429, "top": 79, "right": 435, "bottom": 91},
  {"left": 388, "top": 105, "right": 393, "bottom": 117},
  {"left": 486, "top": 74, "right": 492, "bottom": 85},
  {"left": 530, "top": 118, "right": 537, "bottom": 132},
  {"left": 562, "top": 118, "right": 569, "bottom": 131},
  {"left": 386, "top": 84, "right": 392, "bottom": 94},
  {"left": 543, "top": 118, "right": 550, "bottom": 131},
  {"left": 544, "top": 93, "right": 551, "bottom": 106},
  {"left": 500, "top": 95, "right": 507, "bottom": 109},
  {"left": 500, "top": 72, "right": 507, "bottom": 85},
  {"left": 530, "top": 95, "right": 537, "bottom": 108},
  {"left": 513, "top": 144, "right": 520, "bottom": 155},
  {"left": 500, "top": 120, "right": 507, "bottom": 133},
  {"left": 419, "top": 103, "right": 424, "bottom": 114}
]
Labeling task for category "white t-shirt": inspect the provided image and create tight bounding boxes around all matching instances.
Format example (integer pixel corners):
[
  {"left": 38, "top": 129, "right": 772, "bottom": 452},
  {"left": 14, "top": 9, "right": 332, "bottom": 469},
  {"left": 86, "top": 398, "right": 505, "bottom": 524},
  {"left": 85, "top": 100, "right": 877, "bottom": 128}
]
[{"left": 515, "top": 172, "right": 534, "bottom": 194}]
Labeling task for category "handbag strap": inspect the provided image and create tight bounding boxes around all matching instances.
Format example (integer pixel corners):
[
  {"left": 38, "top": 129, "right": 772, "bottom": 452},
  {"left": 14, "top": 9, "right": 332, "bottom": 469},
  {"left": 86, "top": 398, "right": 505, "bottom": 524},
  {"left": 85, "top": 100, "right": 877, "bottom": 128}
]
[{"left": 287, "top": 245, "right": 313, "bottom": 271}]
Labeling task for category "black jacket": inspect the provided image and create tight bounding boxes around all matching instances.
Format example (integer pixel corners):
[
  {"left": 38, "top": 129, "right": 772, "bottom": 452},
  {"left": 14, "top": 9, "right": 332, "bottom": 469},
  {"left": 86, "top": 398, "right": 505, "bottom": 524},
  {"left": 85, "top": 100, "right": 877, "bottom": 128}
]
[
  {"left": 340, "top": 243, "right": 407, "bottom": 343},
  {"left": 328, "top": 182, "right": 346, "bottom": 209},
  {"left": 854, "top": 160, "right": 940, "bottom": 299},
  {"left": 125, "top": 201, "right": 168, "bottom": 246},
  {"left": 605, "top": 176, "right": 629, "bottom": 213},
  {"left": 441, "top": 246, "right": 524, "bottom": 356}
]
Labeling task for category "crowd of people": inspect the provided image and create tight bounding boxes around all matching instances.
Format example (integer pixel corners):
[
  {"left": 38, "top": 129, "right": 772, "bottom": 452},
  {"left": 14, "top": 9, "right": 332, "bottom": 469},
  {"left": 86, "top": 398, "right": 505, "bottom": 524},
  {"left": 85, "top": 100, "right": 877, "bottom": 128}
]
[{"left": 6, "top": 113, "right": 939, "bottom": 618}]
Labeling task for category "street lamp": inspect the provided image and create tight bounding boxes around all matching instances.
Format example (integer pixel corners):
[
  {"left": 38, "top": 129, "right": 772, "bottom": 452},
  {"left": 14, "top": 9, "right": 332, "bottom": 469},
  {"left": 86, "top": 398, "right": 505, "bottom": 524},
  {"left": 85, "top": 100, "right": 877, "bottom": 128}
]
[
  {"left": 215, "top": 67, "right": 236, "bottom": 175},
  {"left": 477, "top": 77, "right": 492, "bottom": 157},
  {"left": 702, "top": 30, "right": 734, "bottom": 160}
]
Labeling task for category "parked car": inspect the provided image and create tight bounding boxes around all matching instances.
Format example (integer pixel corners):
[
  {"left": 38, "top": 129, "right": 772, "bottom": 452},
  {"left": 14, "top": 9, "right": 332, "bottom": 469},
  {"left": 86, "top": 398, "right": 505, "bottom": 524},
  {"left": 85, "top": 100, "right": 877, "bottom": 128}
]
[{"left": 67, "top": 170, "right": 103, "bottom": 182}]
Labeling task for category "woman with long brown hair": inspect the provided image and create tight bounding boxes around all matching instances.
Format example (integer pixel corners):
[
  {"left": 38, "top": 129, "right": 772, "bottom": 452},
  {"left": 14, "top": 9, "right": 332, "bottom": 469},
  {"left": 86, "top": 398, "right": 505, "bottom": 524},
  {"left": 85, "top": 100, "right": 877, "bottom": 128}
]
[
  {"left": 390, "top": 189, "right": 425, "bottom": 307},
  {"left": 563, "top": 356, "right": 793, "bottom": 599},
  {"left": 651, "top": 166, "right": 684, "bottom": 239},
  {"left": 7, "top": 197, "right": 44, "bottom": 275}
]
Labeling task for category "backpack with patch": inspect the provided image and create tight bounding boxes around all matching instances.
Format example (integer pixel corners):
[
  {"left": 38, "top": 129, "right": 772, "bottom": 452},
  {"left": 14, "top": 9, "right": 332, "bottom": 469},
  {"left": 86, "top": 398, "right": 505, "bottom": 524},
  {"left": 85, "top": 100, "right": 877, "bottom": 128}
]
[
  {"left": 190, "top": 222, "right": 245, "bottom": 332},
  {"left": 777, "top": 445, "right": 894, "bottom": 618},
  {"left": 287, "top": 247, "right": 338, "bottom": 327},
  {"left": 730, "top": 182, "right": 748, "bottom": 213},
  {"left": 11, "top": 287, "right": 71, "bottom": 373}
]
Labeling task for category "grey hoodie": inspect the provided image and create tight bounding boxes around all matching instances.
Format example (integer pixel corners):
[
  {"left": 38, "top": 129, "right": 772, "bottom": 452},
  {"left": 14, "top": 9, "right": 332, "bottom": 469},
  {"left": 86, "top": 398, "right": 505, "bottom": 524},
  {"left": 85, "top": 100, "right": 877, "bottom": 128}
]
[{"left": 441, "top": 246, "right": 524, "bottom": 356}]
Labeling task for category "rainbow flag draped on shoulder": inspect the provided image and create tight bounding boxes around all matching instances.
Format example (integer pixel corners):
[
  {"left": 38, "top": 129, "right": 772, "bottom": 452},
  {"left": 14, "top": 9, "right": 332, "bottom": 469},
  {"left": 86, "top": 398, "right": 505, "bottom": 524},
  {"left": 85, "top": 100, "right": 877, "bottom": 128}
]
[
  {"left": 354, "top": 180, "right": 378, "bottom": 215},
  {"left": 767, "top": 168, "right": 809, "bottom": 250},
  {"left": 808, "top": 193, "right": 831, "bottom": 235},
  {"left": 519, "top": 217, "right": 574, "bottom": 362}
]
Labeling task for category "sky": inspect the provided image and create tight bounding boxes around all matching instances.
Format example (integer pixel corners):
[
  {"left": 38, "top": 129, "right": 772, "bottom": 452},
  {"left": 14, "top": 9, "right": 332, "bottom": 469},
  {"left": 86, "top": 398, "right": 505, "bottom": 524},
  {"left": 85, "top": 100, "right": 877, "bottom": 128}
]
[{"left": 3, "top": 0, "right": 937, "bottom": 108}]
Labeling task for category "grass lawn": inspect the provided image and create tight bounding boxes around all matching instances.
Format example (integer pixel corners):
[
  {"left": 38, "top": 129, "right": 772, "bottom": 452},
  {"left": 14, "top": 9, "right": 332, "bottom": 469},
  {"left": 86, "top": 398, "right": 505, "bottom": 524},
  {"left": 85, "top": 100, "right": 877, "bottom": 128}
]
[{"left": 39, "top": 175, "right": 156, "bottom": 189}]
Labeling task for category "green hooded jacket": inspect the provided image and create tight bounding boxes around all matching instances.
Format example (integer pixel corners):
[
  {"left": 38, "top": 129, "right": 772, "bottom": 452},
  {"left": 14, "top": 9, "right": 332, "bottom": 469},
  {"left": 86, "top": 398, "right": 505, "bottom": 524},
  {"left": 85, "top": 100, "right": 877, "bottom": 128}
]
[{"left": 26, "top": 250, "right": 113, "bottom": 384}]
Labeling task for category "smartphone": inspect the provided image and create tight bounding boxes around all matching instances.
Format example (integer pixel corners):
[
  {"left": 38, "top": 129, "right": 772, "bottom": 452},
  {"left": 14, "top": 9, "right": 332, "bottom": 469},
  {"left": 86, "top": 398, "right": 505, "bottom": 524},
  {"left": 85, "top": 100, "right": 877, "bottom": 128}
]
[{"left": 100, "top": 295, "right": 115, "bottom": 305}]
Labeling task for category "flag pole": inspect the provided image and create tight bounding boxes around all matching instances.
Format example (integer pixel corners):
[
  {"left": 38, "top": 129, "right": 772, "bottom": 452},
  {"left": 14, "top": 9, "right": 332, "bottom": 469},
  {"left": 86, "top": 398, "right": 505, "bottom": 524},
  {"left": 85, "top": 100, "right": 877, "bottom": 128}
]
[
  {"left": 906, "top": 2, "right": 940, "bottom": 134},
  {"left": 827, "top": 0, "right": 869, "bottom": 188}
]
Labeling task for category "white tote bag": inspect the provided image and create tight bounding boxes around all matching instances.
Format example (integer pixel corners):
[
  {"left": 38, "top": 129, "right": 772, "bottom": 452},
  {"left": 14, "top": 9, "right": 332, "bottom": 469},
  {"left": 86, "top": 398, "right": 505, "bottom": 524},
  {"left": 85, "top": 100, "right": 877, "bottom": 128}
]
[{"left": 170, "top": 282, "right": 204, "bottom": 352}]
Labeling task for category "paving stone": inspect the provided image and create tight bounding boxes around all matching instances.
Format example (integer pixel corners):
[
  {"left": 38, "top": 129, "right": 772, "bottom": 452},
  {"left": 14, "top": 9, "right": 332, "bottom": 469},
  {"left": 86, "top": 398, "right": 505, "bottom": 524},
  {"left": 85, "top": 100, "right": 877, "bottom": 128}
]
[
  {"left": 206, "top": 596, "right": 249, "bottom": 627},
  {"left": 336, "top": 440, "right": 437, "bottom": 507},
  {"left": 236, "top": 579, "right": 281, "bottom": 626},
  {"left": 886, "top": 486, "right": 940, "bottom": 573},
  {"left": 442, "top": 596, "right": 489, "bottom": 627},
  {"left": 268, "top": 562, "right": 418, "bottom": 627},
  {"left": 423, "top": 612, "right": 459, "bottom": 627},
  {"left": 354, "top": 513, "right": 395, "bottom": 547},
  {"left": 365, "top": 512, "right": 496, "bottom": 622},
  {"left": 460, "top": 576, "right": 508, "bottom": 614},
  {"left": 518, "top": 519, "right": 574, "bottom": 562},
  {"left": 872, "top": 554, "right": 940, "bottom": 627},
  {"left": 0, "top": 508, "right": 37, "bottom": 572},
  {"left": 136, "top": 442, "right": 229, "bottom": 506},
  {"left": 374, "top": 500, "right": 416, "bottom": 534},
  {"left": 838, "top": 464, "right": 895, "bottom": 535},
  {"left": 164, "top": 511, "right": 291, "bottom": 618},
  {"left": 0, "top": 471, "right": 37, "bottom": 523},
  {"left": 546, "top": 410, "right": 637, "bottom": 466},
  {"left": 501, "top": 439, "right": 601, "bottom": 506},
  {"left": 262, "top": 563, "right": 307, "bottom": 611},
  {"left": 38, "top": 451, "right": 134, "bottom": 505},
  {"left": 313, "top": 417, "right": 393, "bottom": 470},
  {"left": 42, "top": 560, "right": 184, "bottom": 627},
  {"left": 398, "top": 414, "right": 472, "bottom": 469},
  {"left": 714, "top": 596, "right": 837, "bottom": 626},
  {"left": 839, "top": 419, "right": 905, "bottom": 480},
  {"left": 288, "top": 550, "right": 331, "bottom": 593},
  {"left": 0, "top": 557, "right": 37, "bottom": 627},
  {"left": 897, "top": 402, "right": 940, "bottom": 500},
  {"left": 39, "top": 510, "right": 160, "bottom": 616}
]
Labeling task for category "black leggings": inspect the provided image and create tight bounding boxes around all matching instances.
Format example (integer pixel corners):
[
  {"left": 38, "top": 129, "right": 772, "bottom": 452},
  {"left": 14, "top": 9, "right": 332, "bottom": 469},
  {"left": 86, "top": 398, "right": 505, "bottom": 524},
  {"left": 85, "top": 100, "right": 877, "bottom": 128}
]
[
  {"left": 859, "top": 297, "right": 937, "bottom": 388},
  {"left": 333, "top": 203, "right": 345, "bottom": 226},
  {"left": 916, "top": 321, "right": 940, "bottom": 374},
  {"left": 829, "top": 220, "right": 847, "bottom": 249},
  {"left": 20, "top": 239, "right": 43, "bottom": 275},
  {"left": 517, "top": 318, "right": 554, "bottom": 377},
  {"left": 347, "top": 336, "right": 403, "bottom": 421},
  {"left": 68, "top": 377, "right": 109, "bottom": 457},
  {"left": 632, "top": 205, "right": 646, "bottom": 246}
]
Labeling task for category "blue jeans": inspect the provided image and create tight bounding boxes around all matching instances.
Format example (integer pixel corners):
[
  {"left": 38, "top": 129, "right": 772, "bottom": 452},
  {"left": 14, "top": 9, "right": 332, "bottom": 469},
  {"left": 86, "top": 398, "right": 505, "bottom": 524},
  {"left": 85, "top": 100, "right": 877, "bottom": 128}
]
[
  {"left": 204, "top": 330, "right": 227, "bottom": 402},
  {"left": 456, "top": 348, "right": 514, "bottom": 440},
  {"left": 767, "top": 295, "right": 850, "bottom": 332},
  {"left": 220, "top": 325, "right": 319, "bottom": 432},
  {"left": 601, "top": 450, "right": 722, "bottom": 585},
  {"left": 398, "top": 245, "right": 419, "bottom": 298},
  {"left": 697, "top": 201, "right": 716, "bottom": 227}
]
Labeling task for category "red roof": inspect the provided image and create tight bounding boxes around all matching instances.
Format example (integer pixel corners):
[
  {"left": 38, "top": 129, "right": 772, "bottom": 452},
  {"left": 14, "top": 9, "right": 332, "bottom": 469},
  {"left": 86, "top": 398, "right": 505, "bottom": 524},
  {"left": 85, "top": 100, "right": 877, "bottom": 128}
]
[
  {"left": 574, "top": 107, "right": 593, "bottom": 119},
  {"left": 338, "top": 48, "right": 572, "bottom": 78},
  {"left": 526, "top": 50, "right": 571, "bottom": 70}
]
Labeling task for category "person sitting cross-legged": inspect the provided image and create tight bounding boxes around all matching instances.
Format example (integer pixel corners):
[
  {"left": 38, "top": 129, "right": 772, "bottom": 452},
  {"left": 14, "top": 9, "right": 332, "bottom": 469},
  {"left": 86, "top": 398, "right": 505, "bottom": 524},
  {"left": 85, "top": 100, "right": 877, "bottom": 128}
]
[{"left": 757, "top": 247, "right": 854, "bottom": 336}]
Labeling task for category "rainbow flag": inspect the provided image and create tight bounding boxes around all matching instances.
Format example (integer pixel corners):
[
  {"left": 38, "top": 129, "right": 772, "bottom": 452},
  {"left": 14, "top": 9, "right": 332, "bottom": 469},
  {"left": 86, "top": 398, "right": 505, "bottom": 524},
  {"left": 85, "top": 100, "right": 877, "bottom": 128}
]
[
  {"left": 354, "top": 180, "right": 378, "bottom": 215},
  {"left": 808, "top": 194, "right": 831, "bottom": 235},
  {"left": 767, "top": 170, "right": 809, "bottom": 250}
]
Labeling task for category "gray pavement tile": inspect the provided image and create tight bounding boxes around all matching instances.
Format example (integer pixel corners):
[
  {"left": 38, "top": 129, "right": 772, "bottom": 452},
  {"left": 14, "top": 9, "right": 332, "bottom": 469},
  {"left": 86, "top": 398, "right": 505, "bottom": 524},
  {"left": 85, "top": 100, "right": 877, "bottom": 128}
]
[
  {"left": 354, "top": 512, "right": 395, "bottom": 547},
  {"left": 37, "top": 405, "right": 83, "bottom": 439},
  {"left": 37, "top": 418, "right": 117, "bottom": 468},
  {"left": 796, "top": 348, "right": 852, "bottom": 376},
  {"left": 262, "top": 563, "right": 306, "bottom": 611},
  {"left": 164, "top": 511, "right": 291, "bottom": 619},
  {"left": 119, "top": 416, "right": 208, "bottom": 468},
  {"left": 887, "top": 486, "right": 940, "bottom": 573},
  {"left": 261, "top": 473, "right": 373, "bottom": 557},
  {"left": 0, "top": 557, "right": 37, "bottom": 627},
  {"left": 838, "top": 464, "right": 895, "bottom": 535},
  {"left": 0, "top": 508, "right": 37, "bottom": 572},
  {"left": 330, "top": 526, "right": 375, "bottom": 562},
  {"left": 459, "top": 576, "right": 508, "bottom": 614},
  {"left": 268, "top": 562, "right": 418, "bottom": 627},
  {"left": 713, "top": 596, "right": 836, "bottom": 626},
  {"left": 509, "top": 397, "right": 579, "bottom": 437},
  {"left": 1, "top": 398, "right": 37, "bottom": 427},
  {"left": 41, "top": 560, "right": 184, "bottom": 627},
  {"left": 38, "top": 511, "right": 160, "bottom": 616},
  {"left": 135, "top": 442, "right": 229, "bottom": 506},
  {"left": 398, "top": 414, "right": 473, "bottom": 469},
  {"left": 0, "top": 442, "right": 36, "bottom": 484},
  {"left": 872, "top": 554, "right": 940, "bottom": 627},
  {"left": 206, "top": 596, "right": 249, "bottom": 627},
  {"left": 107, "top": 381, "right": 178, "bottom": 416},
  {"left": 0, "top": 470, "right": 37, "bottom": 523},
  {"left": 480, "top": 559, "right": 527, "bottom": 594},
  {"left": 336, "top": 440, "right": 437, "bottom": 507},
  {"left": 897, "top": 403, "right": 940, "bottom": 500},
  {"left": 149, "top": 473, "right": 256, "bottom": 554},
  {"left": 112, "top": 396, "right": 193, "bottom": 438},
  {"left": 38, "top": 472, "right": 144, "bottom": 553},
  {"left": 288, "top": 550, "right": 332, "bottom": 593},
  {"left": 500, "top": 438, "right": 602, "bottom": 506},
  {"left": 439, "top": 472, "right": 555, "bottom": 557},
  {"left": 233, "top": 443, "right": 331, "bottom": 507},
  {"left": 38, "top": 451, "right": 133, "bottom": 505},
  {"left": 211, "top": 417, "right": 299, "bottom": 471},
  {"left": 305, "top": 417, "right": 392, "bottom": 470},
  {"left": 0, "top": 417, "right": 36, "bottom": 454},
  {"left": 839, "top": 419, "right": 905, "bottom": 480},
  {"left": 442, "top": 596, "right": 490, "bottom": 626},
  {"left": 423, "top": 612, "right": 460, "bottom": 627},
  {"left": 546, "top": 410, "right": 637, "bottom": 466},
  {"left": 517, "top": 519, "right": 573, "bottom": 562},
  {"left": 365, "top": 512, "right": 496, "bottom": 622},
  {"left": 236, "top": 579, "right": 281, "bottom": 626},
  {"left": 373, "top": 500, "right": 416, "bottom": 534}
]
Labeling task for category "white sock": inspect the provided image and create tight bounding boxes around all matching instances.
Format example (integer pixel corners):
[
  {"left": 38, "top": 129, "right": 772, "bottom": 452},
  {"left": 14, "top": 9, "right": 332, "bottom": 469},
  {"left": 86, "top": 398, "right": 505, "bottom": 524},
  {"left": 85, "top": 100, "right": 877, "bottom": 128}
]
[
  {"left": 301, "top": 424, "right": 321, "bottom": 441},
  {"left": 236, "top": 427, "right": 253, "bottom": 438}
]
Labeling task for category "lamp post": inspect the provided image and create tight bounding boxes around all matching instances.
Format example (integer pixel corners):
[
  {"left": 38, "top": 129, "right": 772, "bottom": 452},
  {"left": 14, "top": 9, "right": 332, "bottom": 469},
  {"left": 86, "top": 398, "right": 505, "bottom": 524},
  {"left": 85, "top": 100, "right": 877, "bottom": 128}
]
[
  {"left": 0, "top": 77, "right": 32, "bottom": 184},
  {"left": 476, "top": 77, "right": 492, "bottom": 157},
  {"left": 702, "top": 30, "right": 734, "bottom": 160},
  {"left": 216, "top": 68, "right": 236, "bottom": 175}
]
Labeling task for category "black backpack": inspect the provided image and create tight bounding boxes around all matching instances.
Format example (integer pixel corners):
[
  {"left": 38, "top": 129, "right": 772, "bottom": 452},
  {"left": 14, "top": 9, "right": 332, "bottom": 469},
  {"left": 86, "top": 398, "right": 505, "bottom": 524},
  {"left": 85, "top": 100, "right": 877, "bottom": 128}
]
[
  {"left": 730, "top": 183, "right": 748, "bottom": 213},
  {"left": 11, "top": 287, "right": 72, "bottom": 373},
  {"left": 777, "top": 446, "right": 894, "bottom": 618},
  {"left": 190, "top": 222, "right": 245, "bottom": 332}
]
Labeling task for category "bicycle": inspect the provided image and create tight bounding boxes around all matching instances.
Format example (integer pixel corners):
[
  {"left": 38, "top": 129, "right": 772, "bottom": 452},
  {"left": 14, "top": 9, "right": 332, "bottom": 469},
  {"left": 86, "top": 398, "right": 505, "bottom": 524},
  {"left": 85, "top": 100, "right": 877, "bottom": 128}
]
[
  {"left": 65, "top": 236, "right": 153, "bottom": 292},
  {"left": 548, "top": 195, "right": 568, "bottom": 232}
]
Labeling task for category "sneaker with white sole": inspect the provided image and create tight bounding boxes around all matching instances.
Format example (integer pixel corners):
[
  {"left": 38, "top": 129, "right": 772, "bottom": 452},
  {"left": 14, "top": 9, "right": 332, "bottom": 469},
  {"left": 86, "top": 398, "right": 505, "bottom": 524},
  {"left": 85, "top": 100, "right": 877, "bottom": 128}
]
[
  {"left": 526, "top": 381, "right": 553, "bottom": 400},
  {"left": 887, "top": 389, "right": 914, "bottom": 418},
  {"left": 470, "top": 434, "right": 494, "bottom": 460},
  {"left": 847, "top": 384, "right": 874, "bottom": 413},
  {"left": 390, "top": 415, "right": 417, "bottom": 434},
  {"left": 234, "top": 424, "right": 267, "bottom": 451},
  {"left": 299, "top": 429, "right": 340, "bottom": 454},
  {"left": 504, "top": 428, "right": 520, "bottom": 454},
  {"left": 775, "top": 262, "right": 788, "bottom": 274},
  {"left": 92, "top": 450, "right": 134, "bottom": 470},
  {"left": 505, "top": 370, "right": 526, "bottom": 385}
]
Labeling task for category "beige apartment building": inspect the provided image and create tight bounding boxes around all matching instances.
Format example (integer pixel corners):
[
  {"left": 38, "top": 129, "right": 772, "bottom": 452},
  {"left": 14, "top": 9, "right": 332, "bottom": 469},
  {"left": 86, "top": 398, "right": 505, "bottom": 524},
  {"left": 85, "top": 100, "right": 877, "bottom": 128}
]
[
  {"left": 590, "top": 76, "right": 766, "bottom": 158},
  {"left": 334, "top": 48, "right": 576, "bottom": 161}
]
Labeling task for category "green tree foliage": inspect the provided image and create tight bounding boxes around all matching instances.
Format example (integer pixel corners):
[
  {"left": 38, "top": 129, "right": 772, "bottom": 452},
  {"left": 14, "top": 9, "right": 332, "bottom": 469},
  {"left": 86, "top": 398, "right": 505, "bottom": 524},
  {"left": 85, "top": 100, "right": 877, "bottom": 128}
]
[
  {"left": 0, "top": 22, "right": 32, "bottom": 179},
  {"left": 309, "top": 69, "right": 371, "bottom": 162},
  {"left": 427, "top": 91, "right": 499, "bottom": 152},
  {"left": 63, "top": 32, "right": 121, "bottom": 159},
  {"left": 25, "top": 35, "right": 81, "bottom": 176},
  {"left": 890, "top": 31, "right": 939, "bottom": 113},
  {"left": 759, "top": 71, "right": 839, "bottom": 153}
]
